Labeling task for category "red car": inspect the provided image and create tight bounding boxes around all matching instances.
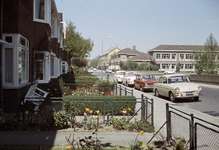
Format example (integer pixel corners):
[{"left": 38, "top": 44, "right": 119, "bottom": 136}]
[{"left": 134, "top": 74, "right": 158, "bottom": 91}]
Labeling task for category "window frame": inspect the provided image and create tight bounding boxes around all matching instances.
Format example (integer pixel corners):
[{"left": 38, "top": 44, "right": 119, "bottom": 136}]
[{"left": 33, "top": 0, "right": 51, "bottom": 25}]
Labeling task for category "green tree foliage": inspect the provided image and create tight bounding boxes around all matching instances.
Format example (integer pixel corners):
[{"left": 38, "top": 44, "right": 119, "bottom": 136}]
[
  {"left": 193, "top": 33, "right": 219, "bottom": 74},
  {"left": 121, "top": 60, "right": 159, "bottom": 71},
  {"left": 110, "top": 52, "right": 118, "bottom": 66},
  {"left": 65, "top": 21, "right": 94, "bottom": 71},
  {"left": 122, "top": 60, "right": 137, "bottom": 70},
  {"left": 90, "top": 56, "right": 100, "bottom": 68},
  {"left": 176, "top": 63, "right": 181, "bottom": 72},
  {"left": 71, "top": 57, "right": 88, "bottom": 68}
]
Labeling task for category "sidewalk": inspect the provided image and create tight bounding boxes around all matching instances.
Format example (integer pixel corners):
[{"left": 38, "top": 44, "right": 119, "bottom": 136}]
[{"left": 0, "top": 129, "right": 154, "bottom": 147}]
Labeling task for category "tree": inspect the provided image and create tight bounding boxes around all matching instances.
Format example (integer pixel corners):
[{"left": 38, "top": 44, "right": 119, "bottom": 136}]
[
  {"left": 65, "top": 21, "right": 94, "bottom": 72},
  {"left": 193, "top": 33, "right": 219, "bottom": 74},
  {"left": 90, "top": 56, "right": 100, "bottom": 68},
  {"left": 109, "top": 52, "right": 118, "bottom": 68},
  {"left": 176, "top": 63, "right": 181, "bottom": 72}
]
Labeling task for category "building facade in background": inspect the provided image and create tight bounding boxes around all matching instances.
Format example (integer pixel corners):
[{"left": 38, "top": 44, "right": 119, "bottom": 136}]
[{"left": 148, "top": 45, "right": 204, "bottom": 72}]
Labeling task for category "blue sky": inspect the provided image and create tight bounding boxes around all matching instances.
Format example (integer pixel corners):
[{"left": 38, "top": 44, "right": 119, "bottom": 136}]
[{"left": 55, "top": 0, "right": 219, "bottom": 59}]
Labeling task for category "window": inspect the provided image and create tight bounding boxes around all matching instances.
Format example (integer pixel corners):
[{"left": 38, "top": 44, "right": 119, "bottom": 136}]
[
  {"left": 172, "top": 54, "right": 176, "bottom": 60},
  {"left": 51, "top": 18, "right": 55, "bottom": 36},
  {"left": 121, "top": 58, "right": 126, "bottom": 61},
  {"left": 172, "top": 64, "right": 176, "bottom": 69},
  {"left": 162, "top": 54, "right": 170, "bottom": 59},
  {"left": 19, "top": 49, "right": 27, "bottom": 83},
  {"left": 158, "top": 77, "right": 162, "bottom": 83},
  {"left": 185, "top": 54, "right": 193, "bottom": 59},
  {"left": 180, "top": 64, "right": 184, "bottom": 69},
  {"left": 162, "top": 64, "right": 169, "bottom": 69},
  {"left": 156, "top": 54, "right": 160, "bottom": 59},
  {"left": 5, "top": 36, "right": 12, "bottom": 43},
  {"left": 185, "top": 64, "right": 193, "bottom": 69},
  {"left": 35, "top": 61, "right": 44, "bottom": 80},
  {"left": 20, "top": 37, "right": 26, "bottom": 46},
  {"left": 51, "top": 57, "right": 54, "bottom": 76},
  {"left": 163, "top": 78, "right": 167, "bottom": 84},
  {"left": 35, "top": 0, "right": 45, "bottom": 20},
  {"left": 34, "top": 0, "right": 51, "bottom": 24},
  {"left": 5, "top": 48, "right": 13, "bottom": 84},
  {"left": 180, "top": 54, "right": 184, "bottom": 59}
]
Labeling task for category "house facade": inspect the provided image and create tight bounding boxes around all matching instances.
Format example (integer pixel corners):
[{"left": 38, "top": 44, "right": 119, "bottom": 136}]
[
  {"left": 1, "top": 0, "right": 68, "bottom": 101},
  {"left": 148, "top": 45, "right": 204, "bottom": 72},
  {"left": 99, "top": 45, "right": 121, "bottom": 70}
]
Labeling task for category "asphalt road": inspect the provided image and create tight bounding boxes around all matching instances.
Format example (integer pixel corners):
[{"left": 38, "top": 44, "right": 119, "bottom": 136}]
[{"left": 92, "top": 70, "right": 219, "bottom": 118}]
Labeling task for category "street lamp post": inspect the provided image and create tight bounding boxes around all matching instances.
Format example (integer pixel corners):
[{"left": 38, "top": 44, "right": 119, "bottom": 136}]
[{"left": 101, "top": 36, "right": 112, "bottom": 80}]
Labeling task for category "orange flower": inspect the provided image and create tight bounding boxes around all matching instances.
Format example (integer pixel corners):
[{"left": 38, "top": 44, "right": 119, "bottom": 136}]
[
  {"left": 74, "top": 90, "right": 76, "bottom": 92},
  {"left": 90, "top": 85, "right": 93, "bottom": 88},
  {"left": 86, "top": 85, "right": 89, "bottom": 87},
  {"left": 107, "top": 92, "right": 110, "bottom": 96},
  {"left": 91, "top": 89, "right": 93, "bottom": 91},
  {"left": 50, "top": 94, "right": 53, "bottom": 96},
  {"left": 79, "top": 88, "right": 82, "bottom": 90},
  {"left": 101, "top": 89, "right": 104, "bottom": 92},
  {"left": 57, "top": 92, "right": 59, "bottom": 95},
  {"left": 83, "top": 84, "right": 86, "bottom": 87}
]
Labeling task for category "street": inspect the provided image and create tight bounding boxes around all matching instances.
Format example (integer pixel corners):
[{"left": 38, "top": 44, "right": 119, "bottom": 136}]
[{"left": 92, "top": 70, "right": 219, "bottom": 118}]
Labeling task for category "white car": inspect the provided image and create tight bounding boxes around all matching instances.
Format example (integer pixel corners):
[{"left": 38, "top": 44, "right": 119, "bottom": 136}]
[
  {"left": 164, "top": 70, "right": 176, "bottom": 74},
  {"left": 153, "top": 74, "right": 202, "bottom": 102},
  {"left": 88, "top": 68, "right": 93, "bottom": 73},
  {"left": 93, "top": 68, "right": 97, "bottom": 71},
  {"left": 121, "top": 72, "right": 137, "bottom": 87},
  {"left": 113, "top": 71, "right": 126, "bottom": 83},
  {"left": 105, "top": 69, "right": 112, "bottom": 73}
]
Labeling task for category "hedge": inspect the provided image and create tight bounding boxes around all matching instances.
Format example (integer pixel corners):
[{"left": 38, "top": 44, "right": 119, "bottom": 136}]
[{"left": 63, "top": 95, "right": 136, "bottom": 116}]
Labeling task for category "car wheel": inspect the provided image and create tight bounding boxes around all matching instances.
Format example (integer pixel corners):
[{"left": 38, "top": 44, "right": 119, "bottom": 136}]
[
  {"left": 169, "top": 92, "right": 175, "bottom": 102},
  {"left": 155, "top": 89, "right": 160, "bottom": 97},
  {"left": 194, "top": 97, "right": 199, "bottom": 101},
  {"left": 140, "top": 86, "right": 144, "bottom": 92}
]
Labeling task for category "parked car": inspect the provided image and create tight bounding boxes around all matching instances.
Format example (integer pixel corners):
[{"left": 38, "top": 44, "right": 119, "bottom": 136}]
[
  {"left": 105, "top": 69, "right": 112, "bottom": 73},
  {"left": 88, "top": 68, "right": 93, "bottom": 73},
  {"left": 113, "top": 70, "right": 126, "bottom": 83},
  {"left": 93, "top": 68, "right": 97, "bottom": 71},
  {"left": 153, "top": 74, "right": 202, "bottom": 102},
  {"left": 164, "top": 70, "right": 176, "bottom": 74},
  {"left": 134, "top": 74, "right": 158, "bottom": 91},
  {"left": 121, "top": 71, "right": 137, "bottom": 87}
]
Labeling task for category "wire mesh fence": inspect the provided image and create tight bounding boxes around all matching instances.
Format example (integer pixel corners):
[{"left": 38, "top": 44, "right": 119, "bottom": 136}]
[
  {"left": 195, "top": 123, "right": 219, "bottom": 150},
  {"left": 169, "top": 111, "right": 191, "bottom": 148},
  {"left": 166, "top": 104, "right": 219, "bottom": 150},
  {"left": 114, "top": 84, "right": 133, "bottom": 96}
]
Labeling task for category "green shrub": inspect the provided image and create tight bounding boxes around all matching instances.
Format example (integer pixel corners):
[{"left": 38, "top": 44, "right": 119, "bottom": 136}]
[
  {"left": 53, "top": 110, "right": 69, "bottom": 129},
  {"left": 0, "top": 114, "right": 18, "bottom": 130},
  {"left": 63, "top": 95, "right": 136, "bottom": 116},
  {"left": 127, "top": 121, "right": 154, "bottom": 132},
  {"left": 111, "top": 117, "right": 127, "bottom": 130}
]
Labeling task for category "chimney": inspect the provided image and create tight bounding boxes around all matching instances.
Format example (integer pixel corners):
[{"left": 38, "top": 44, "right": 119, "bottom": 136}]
[
  {"left": 58, "top": 13, "right": 63, "bottom": 22},
  {"left": 133, "top": 45, "right": 136, "bottom": 50}
]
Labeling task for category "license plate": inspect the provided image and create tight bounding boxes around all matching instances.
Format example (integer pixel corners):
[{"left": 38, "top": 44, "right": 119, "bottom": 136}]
[{"left": 186, "top": 92, "right": 193, "bottom": 95}]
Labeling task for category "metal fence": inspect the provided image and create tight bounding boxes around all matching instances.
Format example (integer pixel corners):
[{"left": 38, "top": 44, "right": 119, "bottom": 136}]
[
  {"left": 166, "top": 103, "right": 219, "bottom": 150},
  {"left": 54, "top": 96, "right": 150, "bottom": 125},
  {"left": 114, "top": 83, "right": 133, "bottom": 96}
]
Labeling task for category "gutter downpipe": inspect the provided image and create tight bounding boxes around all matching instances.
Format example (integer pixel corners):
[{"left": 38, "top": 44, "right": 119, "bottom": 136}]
[{"left": 0, "top": 0, "right": 3, "bottom": 114}]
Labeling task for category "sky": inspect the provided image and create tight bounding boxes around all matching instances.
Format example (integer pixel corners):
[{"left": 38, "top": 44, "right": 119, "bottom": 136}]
[{"left": 55, "top": 0, "right": 219, "bottom": 59}]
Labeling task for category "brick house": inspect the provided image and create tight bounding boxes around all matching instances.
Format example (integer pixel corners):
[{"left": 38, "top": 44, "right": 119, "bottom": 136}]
[{"left": 0, "top": 0, "right": 68, "bottom": 109}]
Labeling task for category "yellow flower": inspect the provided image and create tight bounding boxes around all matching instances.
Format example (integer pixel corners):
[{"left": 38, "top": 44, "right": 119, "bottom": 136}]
[
  {"left": 90, "top": 110, "right": 93, "bottom": 114},
  {"left": 77, "top": 94, "right": 79, "bottom": 96},
  {"left": 35, "top": 112, "right": 37, "bottom": 115},
  {"left": 93, "top": 115, "right": 95, "bottom": 118},
  {"left": 25, "top": 111, "right": 29, "bottom": 115},
  {"left": 37, "top": 108, "right": 40, "bottom": 111},
  {"left": 67, "top": 146, "right": 71, "bottom": 150},
  {"left": 128, "top": 107, "right": 131, "bottom": 111},
  {"left": 96, "top": 110, "right": 100, "bottom": 114},
  {"left": 85, "top": 108, "right": 90, "bottom": 112},
  {"left": 139, "top": 131, "right": 144, "bottom": 136},
  {"left": 123, "top": 109, "right": 126, "bottom": 111},
  {"left": 95, "top": 116, "right": 98, "bottom": 119}
]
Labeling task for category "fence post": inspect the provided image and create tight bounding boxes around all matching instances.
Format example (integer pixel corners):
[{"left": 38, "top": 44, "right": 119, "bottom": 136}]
[
  {"left": 120, "top": 85, "right": 121, "bottom": 96},
  {"left": 151, "top": 98, "right": 154, "bottom": 127},
  {"left": 190, "top": 114, "right": 194, "bottom": 150},
  {"left": 131, "top": 89, "right": 133, "bottom": 96},
  {"left": 107, "top": 97, "right": 110, "bottom": 126},
  {"left": 166, "top": 103, "right": 171, "bottom": 141},
  {"left": 125, "top": 87, "right": 127, "bottom": 96},
  {"left": 141, "top": 94, "right": 145, "bottom": 122},
  {"left": 115, "top": 83, "right": 117, "bottom": 95}
]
